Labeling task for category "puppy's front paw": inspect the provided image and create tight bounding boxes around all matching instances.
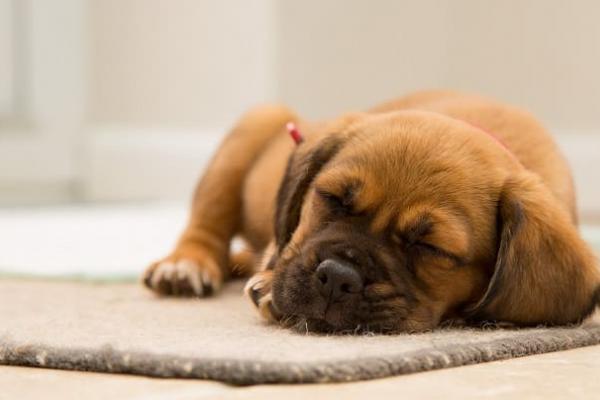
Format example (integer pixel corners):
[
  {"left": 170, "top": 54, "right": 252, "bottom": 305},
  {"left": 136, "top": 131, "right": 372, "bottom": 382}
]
[
  {"left": 143, "top": 253, "right": 223, "bottom": 297},
  {"left": 244, "top": 270, "right": 280, "bottom": 322}
]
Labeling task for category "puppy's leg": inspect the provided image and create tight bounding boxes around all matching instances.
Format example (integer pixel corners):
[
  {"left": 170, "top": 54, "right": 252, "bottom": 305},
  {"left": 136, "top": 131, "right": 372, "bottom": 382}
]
[{"left": 144, "top": 105, "right": 296, "bottom": 296}]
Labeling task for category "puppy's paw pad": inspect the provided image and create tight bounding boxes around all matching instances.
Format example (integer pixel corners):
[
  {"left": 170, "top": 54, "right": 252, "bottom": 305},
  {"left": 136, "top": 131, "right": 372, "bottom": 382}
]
[{"left": 144, "top": 258, "right": 222, "bottom": 297}]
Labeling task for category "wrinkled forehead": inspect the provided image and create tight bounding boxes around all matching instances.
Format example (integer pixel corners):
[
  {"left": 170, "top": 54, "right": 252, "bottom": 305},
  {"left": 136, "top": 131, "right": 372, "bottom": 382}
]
[
  {"left": 320, "top": 136, "right": 469, "bottom": 207},
  {"left": 311, "top": 123, "right": 493, "bottom": 224},
  {"left": 336, "top": 110, "right": 508, "bottom": 177}
]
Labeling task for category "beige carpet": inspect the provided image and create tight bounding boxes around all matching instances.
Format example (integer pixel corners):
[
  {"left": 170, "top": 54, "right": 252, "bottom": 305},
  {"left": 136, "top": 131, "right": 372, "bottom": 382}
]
[{"left": 1, "top": 278, "right": 599, "bottom": 385}]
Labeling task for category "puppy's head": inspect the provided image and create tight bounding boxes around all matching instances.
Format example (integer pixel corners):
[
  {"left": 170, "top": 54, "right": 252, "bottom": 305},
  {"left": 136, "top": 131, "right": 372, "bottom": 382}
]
[{"left": 247, "top": 111, "right": 600, "bottom": 333}]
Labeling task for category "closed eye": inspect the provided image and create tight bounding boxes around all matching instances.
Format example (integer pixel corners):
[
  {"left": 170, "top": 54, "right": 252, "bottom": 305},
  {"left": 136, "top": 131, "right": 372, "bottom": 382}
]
[
  {"left": 413, "top": 241, "right": 464, "bottom": 265},
  {"left": 393, "top": 233, "right": 464, "bottom": 265},
  {"left": 316, "top": 189, "right": 354, "bottom": 216}
]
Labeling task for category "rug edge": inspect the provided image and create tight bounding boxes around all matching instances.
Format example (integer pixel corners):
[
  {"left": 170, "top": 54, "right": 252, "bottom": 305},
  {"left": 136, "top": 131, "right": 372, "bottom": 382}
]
[{"left": 2, "top": 326, "right": 600, "bottom": 385}]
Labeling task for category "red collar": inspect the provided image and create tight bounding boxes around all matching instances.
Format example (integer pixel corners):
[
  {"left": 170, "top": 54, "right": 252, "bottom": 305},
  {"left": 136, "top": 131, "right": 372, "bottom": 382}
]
[{"left": 286, "top": 122, "right": 304, "bottom": 145}]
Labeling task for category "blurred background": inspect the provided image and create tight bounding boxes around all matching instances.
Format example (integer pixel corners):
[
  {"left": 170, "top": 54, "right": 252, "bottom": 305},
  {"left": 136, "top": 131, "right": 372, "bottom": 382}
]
[{"left": 1, "top": 0, "right": 599, "bottom": 278}]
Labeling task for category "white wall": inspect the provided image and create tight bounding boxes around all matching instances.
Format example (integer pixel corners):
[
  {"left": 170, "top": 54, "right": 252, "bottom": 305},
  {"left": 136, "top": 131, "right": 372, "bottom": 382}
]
[
  {"left": 90, "top": 0, "right": 600, "bottom": 131},
  {"left": 275, "top": 0, "right": 600, "bottom": 132},
  {"left": 90, "top": 0, "right": 275, "bottom": 130},
  {"left": 0, "top": 0, "right": 14, "bottom": 118},
  {"left": 0, "top": 0, "right": 87, "bottom": 205}
]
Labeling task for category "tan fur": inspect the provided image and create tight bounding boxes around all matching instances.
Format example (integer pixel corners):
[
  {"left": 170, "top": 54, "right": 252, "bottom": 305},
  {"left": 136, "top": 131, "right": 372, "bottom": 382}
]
[{"left": 143, "top": 90, "right": 599, "bottom": 331}]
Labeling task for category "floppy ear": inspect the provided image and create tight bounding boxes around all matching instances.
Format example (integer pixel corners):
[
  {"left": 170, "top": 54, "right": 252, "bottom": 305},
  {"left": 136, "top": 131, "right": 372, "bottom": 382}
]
[
  {"left": 274, "top": 135, "right": 344, "bottom": 252},
  {"left": 469, "top": 172, "right": 600, "bottom": 325}
]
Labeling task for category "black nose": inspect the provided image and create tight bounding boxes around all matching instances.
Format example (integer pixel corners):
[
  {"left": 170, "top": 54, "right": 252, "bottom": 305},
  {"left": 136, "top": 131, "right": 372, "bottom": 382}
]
[{"left": 315, "top": 259, "right": 363, "bottom": 302}]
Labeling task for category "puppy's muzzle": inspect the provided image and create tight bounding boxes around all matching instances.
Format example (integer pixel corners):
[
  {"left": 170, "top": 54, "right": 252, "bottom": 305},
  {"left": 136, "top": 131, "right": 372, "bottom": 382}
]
[{"left": 315, "top": 259, "right": 363, "bottom": 303}]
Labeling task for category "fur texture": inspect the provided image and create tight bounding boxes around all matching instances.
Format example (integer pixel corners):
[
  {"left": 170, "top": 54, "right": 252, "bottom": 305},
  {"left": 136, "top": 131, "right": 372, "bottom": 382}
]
[{"left": 143, "top": 91, "right": 600, "bottom": 333}]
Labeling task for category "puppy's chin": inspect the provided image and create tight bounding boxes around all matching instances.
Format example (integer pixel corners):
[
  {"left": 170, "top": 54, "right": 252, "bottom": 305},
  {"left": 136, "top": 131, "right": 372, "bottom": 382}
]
[
  {"left": 303, "top": 318, "right": 360, "bottom": 334},
  {"left": 283, "top": 315, "right": 418, "bottom": 335},
  {"left": 273, "top": 294, "right": 439, "bottom": 334},
  {"left": 279, "top": 315, "right": 362, "bottom": 335},
  {"left": 272, "top": 293, "right": 406, "bottom": 334},
  {"left": 272, "top": 289, "right": 361, "bottom": 333}
]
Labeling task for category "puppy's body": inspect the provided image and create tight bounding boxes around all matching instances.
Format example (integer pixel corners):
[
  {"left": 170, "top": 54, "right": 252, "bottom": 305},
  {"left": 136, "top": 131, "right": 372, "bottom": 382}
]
[
  {"left": 243, "top": 91, "right": 576, "bottom": 248},
  {"left": 144, "top": 91, "right": 599, "bottom": 333}
]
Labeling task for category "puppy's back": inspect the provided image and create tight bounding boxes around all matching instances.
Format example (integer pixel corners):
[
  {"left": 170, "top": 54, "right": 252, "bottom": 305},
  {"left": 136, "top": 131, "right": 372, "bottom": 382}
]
[{"left": 371, "top": 90, "right": 577, "bottom": 221}]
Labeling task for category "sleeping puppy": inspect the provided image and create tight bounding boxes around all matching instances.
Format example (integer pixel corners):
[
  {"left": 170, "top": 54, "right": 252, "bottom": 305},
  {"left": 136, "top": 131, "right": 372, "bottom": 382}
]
[{"left": 143, "top": 90, "right": 600, "bottom": 333}]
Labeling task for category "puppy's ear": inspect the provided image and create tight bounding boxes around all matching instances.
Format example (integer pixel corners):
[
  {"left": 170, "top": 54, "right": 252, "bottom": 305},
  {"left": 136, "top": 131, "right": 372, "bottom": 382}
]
[
  {"left": 274, "top": 134, "right": 344, "bottom": 251},
  {"left": 469, "top": 172, "right": 600, "bottom": 325}
]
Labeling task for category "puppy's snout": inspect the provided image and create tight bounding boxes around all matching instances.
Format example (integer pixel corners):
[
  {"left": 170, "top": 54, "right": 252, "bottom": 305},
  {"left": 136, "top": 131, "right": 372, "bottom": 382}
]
[{"left": 315, "top": 259, "right": 363, "bottom": 302}]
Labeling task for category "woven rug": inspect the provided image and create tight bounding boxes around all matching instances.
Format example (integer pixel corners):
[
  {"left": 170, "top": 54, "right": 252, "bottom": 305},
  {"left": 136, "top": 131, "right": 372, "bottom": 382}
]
[{"left": 1, "top": 278, "right": 599, "bottom": 385}]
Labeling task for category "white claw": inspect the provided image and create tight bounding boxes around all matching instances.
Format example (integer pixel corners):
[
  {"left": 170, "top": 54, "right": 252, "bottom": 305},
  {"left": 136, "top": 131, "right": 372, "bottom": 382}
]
[
  {"left": 151, "top": 262, "right": 174, "bottom": 288},
  {"left": 176, "top": 259, "right": 203, "bottom": 296},
  {"left": 147, "top": 257, "right": 222, "bottom": 297},
  {"left": 244, "top": 273, "right": 266, "bottom": 296},
  {"left": 201, "top": 270, "right": 213, "bottom": 291}
]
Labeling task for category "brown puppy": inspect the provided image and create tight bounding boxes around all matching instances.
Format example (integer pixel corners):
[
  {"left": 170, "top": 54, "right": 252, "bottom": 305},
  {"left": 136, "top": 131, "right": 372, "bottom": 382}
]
[{"left": 143, "top": 90, "right": 600, "bottom": 333}]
